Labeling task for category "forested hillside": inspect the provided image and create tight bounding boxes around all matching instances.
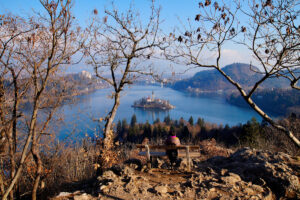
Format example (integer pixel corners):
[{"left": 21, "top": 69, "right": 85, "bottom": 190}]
[{"left": 227, "top": 88, "right": 300, "bottom": 115}]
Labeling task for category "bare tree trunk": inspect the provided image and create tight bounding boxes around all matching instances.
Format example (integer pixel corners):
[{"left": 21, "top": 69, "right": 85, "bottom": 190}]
[
  {"left": 31, "top": 132, "right": 42, "bottom": 200},
  {"left": 0, "top": 168, "right": 5, "bottom": 196},
  {"left": 103, "top": 92, "right": 121, "bottom": 150},
  {"left": 7, "top": 70, "right": 21, "bottom": 200},
  {"left": 2, "top": 107, "right": 39, "bottom": 200},
  {"left": 7, "top": 131, "right": 15, "bottom": 200},
  {"left": 215, "top": 67, "right": 300, "bottom": 147}
]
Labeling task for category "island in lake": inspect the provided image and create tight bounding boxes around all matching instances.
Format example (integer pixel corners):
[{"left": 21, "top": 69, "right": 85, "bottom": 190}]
[{"left": 132, "top": 91, "right": 175, "bottom": 110}]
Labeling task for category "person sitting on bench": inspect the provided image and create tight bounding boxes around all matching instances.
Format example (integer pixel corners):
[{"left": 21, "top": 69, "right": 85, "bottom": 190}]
[{"left": 165, "top": 132, "right": 181, "bottom": 168}]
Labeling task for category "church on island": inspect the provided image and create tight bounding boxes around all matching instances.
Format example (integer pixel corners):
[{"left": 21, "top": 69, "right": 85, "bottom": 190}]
[{"left": 132, "top": 92, "right": 175, "bottom": 110}]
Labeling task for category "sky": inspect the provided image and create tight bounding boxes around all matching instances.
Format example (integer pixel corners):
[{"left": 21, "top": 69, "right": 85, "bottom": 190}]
[
  {"left": 0, "top": 0, "right": 199, "bottom": 31},
  {"left": 0, "top": 0, "right": 255, "bottom": 75}
]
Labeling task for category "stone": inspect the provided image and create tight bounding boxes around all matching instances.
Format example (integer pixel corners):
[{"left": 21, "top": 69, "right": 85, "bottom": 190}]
[
  {"left": 157, "top": 158, "right": 165, "bottom": 168},
  {"left": 57, "top": 192, "right": 72, "bottom": 197},
  {"left": 244, "top": 188, "right": 255, "bottom": 196},
  {"left": 179, "top": 159, "right": 193, "bottom": 170},
  {"left": 221, "top": 173, "right": 241, "bottom": 185},
  {"left": 124, "top": 158, "right": 142, "bottom": 171},
  {"left": 252, "top": 184, "right": 264, "bottom": 193},
  {"left": 99, "top": 185, "right": 109, "bottom": 193},
  {"left": 263, "top": 191, "right": 274, "bottom": 200},
  {"left": 109, "top": 165, "right": 123, "bottom": 176},
  {"left": 221, "top": 168, "right": 228, "bottom": 176},
  {"left": 288, "top": 175, "right": 300, "bottom": 191},
  {"left": 123, "top": 166, "right": 135, "bottom": 176},
  {"left": 138, "top": 182, "right": 151, "bottom": 194},
  {"left": 154, "top": 184, "right": 168, "bottom": 195},
  {"left": 101, "top": 170, "right": 117, "bottom": 180},
  {"left": 73, "top": 193, "right": 93, "bottom": 200}
]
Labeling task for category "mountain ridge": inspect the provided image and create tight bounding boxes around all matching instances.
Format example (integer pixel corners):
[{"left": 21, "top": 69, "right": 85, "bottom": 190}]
[{"left": 172, "top": 63, "right": 290, "bottom": 93}]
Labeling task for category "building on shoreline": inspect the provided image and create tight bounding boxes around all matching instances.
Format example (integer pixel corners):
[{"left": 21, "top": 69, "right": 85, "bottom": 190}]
[{"left": 132, "top": 92, "right": 175, "bottom": 110}]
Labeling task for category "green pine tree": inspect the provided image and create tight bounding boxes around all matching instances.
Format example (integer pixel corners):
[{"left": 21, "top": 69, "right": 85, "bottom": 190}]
[
  {"left": 130, "top": 114, "right": 137, "bottom": 127},
  {"left": 188, "top": 116, "right": 194, "bottom": 126}
]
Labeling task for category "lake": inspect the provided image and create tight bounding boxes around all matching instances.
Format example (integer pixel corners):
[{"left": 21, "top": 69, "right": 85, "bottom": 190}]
[{"left": 59, "top": 85, "right": 263, "bottom": 139}]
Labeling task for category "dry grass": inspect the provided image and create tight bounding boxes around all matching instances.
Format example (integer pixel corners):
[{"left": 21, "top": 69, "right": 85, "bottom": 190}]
[{"left": 198, "top": 139, "right": 233, "bottom": 160}]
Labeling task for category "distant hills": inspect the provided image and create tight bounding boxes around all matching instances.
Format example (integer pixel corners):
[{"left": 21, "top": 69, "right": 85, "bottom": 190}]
[
  {"left": 172, "top": 63, "right": 300, "bottom": 116},
  {"left": 172, "top": 63, "right": 290, "bottom": 93}
]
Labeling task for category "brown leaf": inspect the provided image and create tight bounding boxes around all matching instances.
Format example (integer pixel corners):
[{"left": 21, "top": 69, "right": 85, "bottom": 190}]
[
  {"left": 93, "top": 9, "right": 98, "bottom": 15},
  {"left": 214, "top": 2, "right": 219, "bottom": 10},
  {"left": 286, "top": 27, "right": 291, "bottom": 35},
  {"left": 103, "top": 16, "right": 108, "bottom": 23},
  {"left": 221, "top": 13, "right": 227, "bottom": 20},
  {"left": 241, "top": 26, "right": 246, "bottom": 32},
  {"left": 265, "top": 49, "right": 270, "bottom": 54},
  {"left": 178, "top": 36, "right": 183, "bottom": 42},
  {"left": 205, "top": 0, "right": 211, "bottom": 6},
  {"left": 197, "top": 34, "right": 201, "bottom": 40},
  {"left": 184, "top": 31, "right": 191, "bottom": 37},
  {"left": 265, "top": 0, "right": 272, "bottom": 7}
]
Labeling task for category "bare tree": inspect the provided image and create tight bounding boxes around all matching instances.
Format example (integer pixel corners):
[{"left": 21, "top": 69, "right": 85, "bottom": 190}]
[
  {"left": 0, "top": 0, "right": 85, "bottom": 199},
  {"left": 0, "top": 13, "right": 39, "bottom": 200},
  {"left": 86, "top": 0, "right": 165, "bottom": 158},
  {"left": 165, "top": 0, "right": 300, "bottom": 147}
]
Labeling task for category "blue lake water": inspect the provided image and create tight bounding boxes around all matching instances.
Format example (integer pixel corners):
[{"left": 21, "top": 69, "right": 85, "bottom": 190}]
[{"left": 59, "top": 85, "right": 263, "bottom": 139}]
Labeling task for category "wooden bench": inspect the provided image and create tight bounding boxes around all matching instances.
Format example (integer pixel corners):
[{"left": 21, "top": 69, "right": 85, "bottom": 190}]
[{"left": 136, "top": 144, "right": 200, "bottom": 171}]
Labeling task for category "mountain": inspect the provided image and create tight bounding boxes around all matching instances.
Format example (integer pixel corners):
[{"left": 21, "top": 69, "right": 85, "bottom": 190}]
[{"left": 172, "top": 63, "right": 290, "bottom": 93}]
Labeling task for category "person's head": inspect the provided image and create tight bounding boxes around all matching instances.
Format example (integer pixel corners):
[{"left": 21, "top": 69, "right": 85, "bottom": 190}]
[{"left": 170, "top": 131, "right": 176, "bottom": 137}]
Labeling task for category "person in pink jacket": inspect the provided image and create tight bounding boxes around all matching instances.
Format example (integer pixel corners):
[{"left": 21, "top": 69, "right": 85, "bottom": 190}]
[{"left": 165, "top": 132, "right": 181, "bottom": 168}]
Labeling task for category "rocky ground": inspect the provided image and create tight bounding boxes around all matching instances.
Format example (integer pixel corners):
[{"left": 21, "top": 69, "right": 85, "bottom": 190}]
[{"left": 51, "top": 147, "right": 300, "bottom": 200}]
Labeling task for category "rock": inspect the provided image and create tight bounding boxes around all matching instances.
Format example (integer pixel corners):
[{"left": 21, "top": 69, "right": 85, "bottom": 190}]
[
  {"left": 141, "top": 165, "right": 148, "bottom": 172},
  {"left": 125, "top": 181, "right": 138, "bottom": 194},
  {"left": 252, "top": 184, "right": 264, "bottom": 193},
  {"left": 244, "top": 188, "right": 255, "bottom": 196},
  {"left": 57, "top": 192, "right": 72, "bottom": 197},
  {"left": 263, "top": 191, "right": 274, "bottom": 200},
  {"left": 221, "top": 168, "right": 228, "bottom": 176},
  {"left": 179, "top": 159, "right": 193, "bottom": 170},
  {"left": 109, "top": 165, "right": 123, "bottom": 176},
  {"left": 157, "top": 158, "right": 165, "bottom": 168},
  {"left": 154, "top": 184, "right": 168, "bottom": 195},
  {"left": 138, "top": 182, "right": 151, "bottom": 194},
  {"left": 200, "top": 148, "right": 300, "bottom": 199},
  {"left": 73, "top": 193, "right": 93, "bottom": 200},
  {"left": 288, "top": 175, "right": 300, "bottom": 191},
  {"left": 100, "top": 170, "right": 117, "bottom": 180},
  {"left": 124, "top": 158, "right": 142, "bottom": 170},
  {"left": 221, "top": 173, "right": 241, "bottom": 185},
  {"left": 99, "top": 185, "right": 109, "bottom": 193},
  {"left": 123, "top": 166, "right": 135, "bottom": 176}
]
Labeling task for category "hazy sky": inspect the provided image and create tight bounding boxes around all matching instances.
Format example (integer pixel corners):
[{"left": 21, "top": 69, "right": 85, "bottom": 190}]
[{"left": 0, "top": 0, "right": 254, "bottom": 74}]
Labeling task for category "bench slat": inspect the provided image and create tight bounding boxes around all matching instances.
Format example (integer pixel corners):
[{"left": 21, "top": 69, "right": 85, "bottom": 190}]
[
  {"left": 139, "top": 151, "right": 167, "bottom": 156},
  {"left": 136, "top": 144, "right": 200, "bottom": 150},
  {"left": 138, "top": 151, "right": 200, "bottom": 158}
]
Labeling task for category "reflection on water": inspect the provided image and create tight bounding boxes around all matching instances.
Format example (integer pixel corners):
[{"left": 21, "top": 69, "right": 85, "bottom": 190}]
[{"left": 133, "top": 108, "right": 170, "bottom": 122}]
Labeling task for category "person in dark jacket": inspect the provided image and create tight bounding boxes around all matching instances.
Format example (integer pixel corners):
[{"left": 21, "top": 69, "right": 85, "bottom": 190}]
[{"left": 165, "top": 132, "right": 181, "bottom": 168}]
